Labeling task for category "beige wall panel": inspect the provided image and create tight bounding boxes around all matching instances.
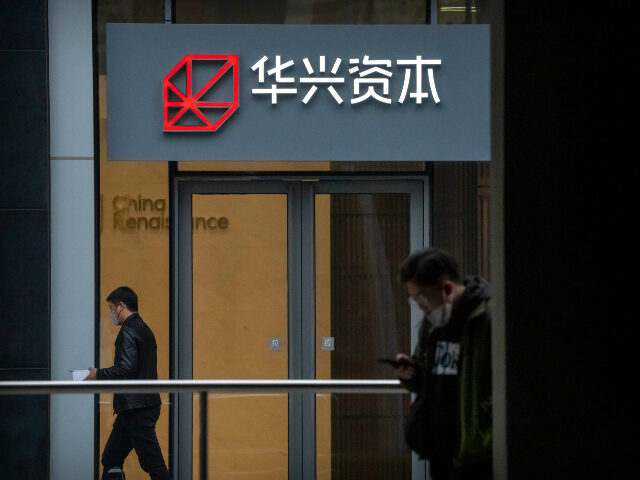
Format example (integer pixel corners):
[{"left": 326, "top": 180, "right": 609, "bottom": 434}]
[
  {"left": 193, "top": 395, "right": 288, "bottom": 479},
  {"left": 99, "top": 72, "right": 171, "bottom": 477},
  {"left": 192, "top": 194, "right": 288, "bottom": 479}
]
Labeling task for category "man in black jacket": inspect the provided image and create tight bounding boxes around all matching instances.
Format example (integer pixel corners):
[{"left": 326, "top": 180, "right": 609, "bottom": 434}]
[
  {"left": 86, "top": 286, "right": 170, "bottom": 480},
  {"left": 394, "top": 248, "right": 492, "bottom": 480}
]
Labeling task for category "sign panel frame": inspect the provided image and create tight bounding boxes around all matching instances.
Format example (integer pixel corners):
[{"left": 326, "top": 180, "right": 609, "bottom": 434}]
[{"left": 107, "top": 24, "right": 490, "bottom": 162}]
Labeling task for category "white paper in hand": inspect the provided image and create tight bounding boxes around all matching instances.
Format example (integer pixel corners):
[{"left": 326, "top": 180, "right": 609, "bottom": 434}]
[{"left": 71, "top": 369, "right": 90, "bottom": 381}]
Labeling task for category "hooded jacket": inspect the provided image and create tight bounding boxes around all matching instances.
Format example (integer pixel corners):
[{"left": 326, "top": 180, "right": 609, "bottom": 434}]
[
  {"left": 97, "top": 313, "right": 162, "bottom": 413},
  {"left": 401, "top": 275, "right": 492, "bottom": 467}
]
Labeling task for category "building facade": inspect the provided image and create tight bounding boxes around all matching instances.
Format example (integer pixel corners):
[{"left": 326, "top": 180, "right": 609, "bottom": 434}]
[{"left": 1, "top": 0, "right": 613, "bottom": 479}]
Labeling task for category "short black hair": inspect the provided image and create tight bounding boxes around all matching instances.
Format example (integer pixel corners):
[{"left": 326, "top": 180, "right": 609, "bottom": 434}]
[
  {"left": 398, "top": 247, "right": 460, "bottom": 285},
  {"left": 106, "top": 286, "right": 138, "bottom": 312}
]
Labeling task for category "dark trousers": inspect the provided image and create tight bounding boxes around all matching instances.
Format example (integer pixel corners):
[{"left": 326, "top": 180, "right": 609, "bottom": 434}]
[
  {"left": 454, "top": 461, "right": 493, "bottom": 480},
  {"left": 102, "top": 405, "right": 171, "bottom": 480},
  {"left": 429, "top": 458, "right": 493, "bottom": 480},
  {"left": 429, "top": 457, "right": 454, "bottom": 480}
]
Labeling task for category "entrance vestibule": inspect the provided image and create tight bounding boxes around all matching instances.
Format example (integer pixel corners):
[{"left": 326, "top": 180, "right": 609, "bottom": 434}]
[{"left": 173, "top": 176, "right": 428, "bottom": 479}]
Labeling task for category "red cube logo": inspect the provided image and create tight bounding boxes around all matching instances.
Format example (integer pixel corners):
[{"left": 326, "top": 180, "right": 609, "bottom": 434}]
[{"left": 163, "top": 55, "right": 239, "bottom": 132}]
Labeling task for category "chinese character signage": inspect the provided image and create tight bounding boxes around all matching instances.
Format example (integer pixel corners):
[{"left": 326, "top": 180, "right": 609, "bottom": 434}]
[
  {"left": 249, "top": 54, "right": 441, "bottom": 106},
  {"left": 107, "top": 24, "right": 490, "bottom": 161}
]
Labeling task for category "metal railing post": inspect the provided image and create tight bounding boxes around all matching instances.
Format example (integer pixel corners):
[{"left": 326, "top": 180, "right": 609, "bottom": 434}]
[{"left": 200, "top": 391, "right": 208, "bottom": 480}]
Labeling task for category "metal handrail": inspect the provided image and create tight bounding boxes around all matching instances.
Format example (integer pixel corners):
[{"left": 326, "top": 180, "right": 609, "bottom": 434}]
[
  {"left": 0, "top": 379, "right": 405, "bottom": 395},
  {"left": 0, "top": 379, "right": 407, "bottom": 480}
]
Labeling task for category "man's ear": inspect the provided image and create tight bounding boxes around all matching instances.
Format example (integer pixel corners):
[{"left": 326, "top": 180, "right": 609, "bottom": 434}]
[{"left": 443, "top": 280, "right": 454, "bottom": 296}]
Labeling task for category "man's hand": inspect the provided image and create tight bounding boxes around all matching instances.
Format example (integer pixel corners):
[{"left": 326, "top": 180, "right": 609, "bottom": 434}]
[
  {"left": 84, "top": 367, "right": 97, "bottom": 381},
  {"left": 393, "top": 353, "right": 416, "bottom": 379}
]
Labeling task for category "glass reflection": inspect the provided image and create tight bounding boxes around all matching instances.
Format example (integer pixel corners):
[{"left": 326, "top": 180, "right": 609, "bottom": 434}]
[
  {"left": 315, "top": 193, "right": 412, "bottom": 479},
  {"left": 176, "top": 0, "right": 425, "bottom": 25}
]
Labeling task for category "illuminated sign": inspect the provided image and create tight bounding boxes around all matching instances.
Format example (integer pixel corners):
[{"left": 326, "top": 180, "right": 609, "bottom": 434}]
[
  {"left": 107, "top": 24, "right": 490, "bottom": 161},
  {"left": 163, "top": 54, "right": 239, "bottom": 132},
  {"left": 250, "top": 55, "right": 441, "bottom": 106},
  {"left": 163, "top": 53, "right": 442, "bottom": 131}
]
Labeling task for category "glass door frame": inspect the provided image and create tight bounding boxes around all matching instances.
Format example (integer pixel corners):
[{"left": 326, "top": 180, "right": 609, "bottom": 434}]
[{"left": 173, "top": 174, "right": 430, "bottom": 480}]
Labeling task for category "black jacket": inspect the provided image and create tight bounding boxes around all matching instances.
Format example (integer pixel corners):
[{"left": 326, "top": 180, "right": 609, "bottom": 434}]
[
  {"left": 401, "top": 276, "right": 492, "bottom": 463},
  {"left": 97, "top": 313, "right": 162, "bottom": 413}
]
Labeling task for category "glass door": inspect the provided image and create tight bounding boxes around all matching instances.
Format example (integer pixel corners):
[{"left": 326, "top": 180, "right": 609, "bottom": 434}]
[
  {"left": 312, "top": 181, "right": 426, "bottom": 480},
  {"left": 175, "top": 177, "right": 428, "bottom": 480},
  {"left": 175, "top": 181, "right": 293, "bottom": 480}
]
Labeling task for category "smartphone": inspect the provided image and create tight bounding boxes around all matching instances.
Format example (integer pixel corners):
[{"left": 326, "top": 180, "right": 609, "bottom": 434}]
[{"left": 377, "top": 357, "right": 416, "bottom": 369}]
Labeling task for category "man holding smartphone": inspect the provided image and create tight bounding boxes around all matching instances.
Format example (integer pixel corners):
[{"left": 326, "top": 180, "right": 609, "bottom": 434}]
[
  {"left": 85, "top": 286, "right": 171, "bottom": 480},
  {"left": 394, "top": 248, "right": 492, "bottom": 480}
]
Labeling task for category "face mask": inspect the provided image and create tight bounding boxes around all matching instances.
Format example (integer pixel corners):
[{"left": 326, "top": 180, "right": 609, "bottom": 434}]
[
  {"left": 110, "top": 306, "right": 120, "bottom": 326},
  {"left": 426, "top": 302, "right": 452, "bottom": 329}
]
